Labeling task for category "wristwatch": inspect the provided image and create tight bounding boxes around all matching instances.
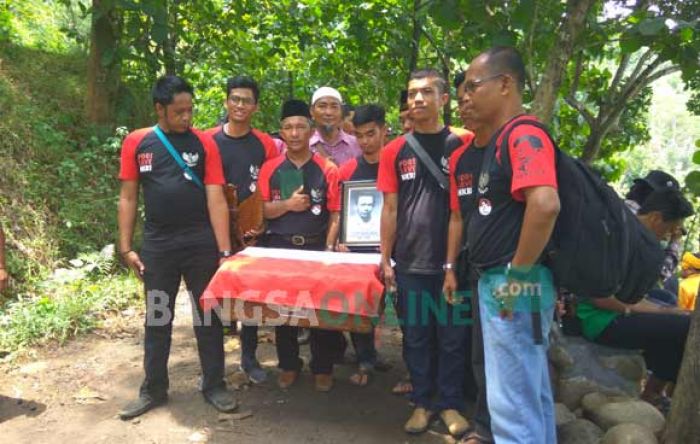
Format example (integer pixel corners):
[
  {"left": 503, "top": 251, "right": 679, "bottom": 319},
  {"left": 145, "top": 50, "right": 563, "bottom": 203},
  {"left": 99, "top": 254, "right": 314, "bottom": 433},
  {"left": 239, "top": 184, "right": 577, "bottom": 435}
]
[
  {"left": 442, "top": 263, "right": 455, "bottom": 271},
  {"left": 219, "top": 250, "right": 233, "bottom": 259}
]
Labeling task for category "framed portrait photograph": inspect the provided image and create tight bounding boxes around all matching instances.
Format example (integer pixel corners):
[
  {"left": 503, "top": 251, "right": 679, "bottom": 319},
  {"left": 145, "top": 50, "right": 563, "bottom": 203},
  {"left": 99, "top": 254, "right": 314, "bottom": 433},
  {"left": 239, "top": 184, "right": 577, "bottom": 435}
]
[{"left": 340, "top": 180, "right": 383, "bottom": 249}]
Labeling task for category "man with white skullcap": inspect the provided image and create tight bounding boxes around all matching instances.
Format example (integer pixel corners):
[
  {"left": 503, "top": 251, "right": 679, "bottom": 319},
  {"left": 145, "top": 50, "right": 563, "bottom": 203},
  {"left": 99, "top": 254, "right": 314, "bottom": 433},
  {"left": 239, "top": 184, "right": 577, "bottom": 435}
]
[{"left": 309, "top": 86, "right": 362, "bottom": 166}]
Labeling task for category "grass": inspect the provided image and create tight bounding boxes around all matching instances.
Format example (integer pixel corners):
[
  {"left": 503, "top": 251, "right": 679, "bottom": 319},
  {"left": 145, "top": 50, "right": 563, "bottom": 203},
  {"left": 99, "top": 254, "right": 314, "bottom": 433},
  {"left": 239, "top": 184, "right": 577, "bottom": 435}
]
[{"left": 0, "top": 251, "right": 142, "bottom": 355}]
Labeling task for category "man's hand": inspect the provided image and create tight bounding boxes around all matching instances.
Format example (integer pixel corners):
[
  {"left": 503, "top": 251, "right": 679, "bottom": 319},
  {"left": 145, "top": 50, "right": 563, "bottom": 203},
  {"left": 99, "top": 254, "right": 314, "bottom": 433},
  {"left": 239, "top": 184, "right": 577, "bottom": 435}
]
[
  {"left": 0, "top": 268, "right": 8, "bottom": 292},
  {"left": 442, "top": 270, "right": 462, "bottom": 305},
  {"left": 286, "top": 186, "right": 311, "bottom": 212},
  {"left": 381, "top": 262, "right": 396, "bottom": 293},
  {"left": 123, "top": 251, "right": 145, "bottom": 280}
]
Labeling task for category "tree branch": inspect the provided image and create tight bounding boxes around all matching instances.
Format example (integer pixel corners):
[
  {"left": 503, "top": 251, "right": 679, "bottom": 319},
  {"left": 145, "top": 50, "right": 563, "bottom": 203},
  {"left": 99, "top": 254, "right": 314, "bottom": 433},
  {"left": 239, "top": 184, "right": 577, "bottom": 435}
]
[
  {"left": 628, "top": 48, "right": 655, "bottom": 85},
  {"left": 564, "top": 95, "right": 596, "bottom": 127},
  {"left": 610, "top": 52, "right": 630, "bottom": 93},
  {"left": 525, "top": 0, "right": 539, "bottom": 95},
  {"left": 571, "top": 52, "right": 584, "bottom": 95},
  {"left": 420, "top": 26, "right": 449, "bottom": 73}
]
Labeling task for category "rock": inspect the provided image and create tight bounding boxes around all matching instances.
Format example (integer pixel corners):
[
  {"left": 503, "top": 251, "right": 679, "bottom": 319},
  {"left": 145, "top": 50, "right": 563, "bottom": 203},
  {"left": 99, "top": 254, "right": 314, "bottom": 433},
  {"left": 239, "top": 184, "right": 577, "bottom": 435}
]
[
  {"left": 555, "top": 403, "right": 577, "bottom": 427},
  {"left": 581, "top": 392, "right": 631, "bottom": 413},
  {"left": 558, "top": 419, "right": 604, "bottom": 444},
  {"left": 587, "top": 400, "right": 665, "bottom": 433},
  {"left": 551, "top": 334, "right": 644, "bottom": 409},
  {"left": 601, "top": 423, "right": 658, "bottom": 444},
  {"left": 599, "top": 355, "right": 646, "bottom": 382},
  {"left": 549, "top": 344, "right": 575, "bottom": 371}
]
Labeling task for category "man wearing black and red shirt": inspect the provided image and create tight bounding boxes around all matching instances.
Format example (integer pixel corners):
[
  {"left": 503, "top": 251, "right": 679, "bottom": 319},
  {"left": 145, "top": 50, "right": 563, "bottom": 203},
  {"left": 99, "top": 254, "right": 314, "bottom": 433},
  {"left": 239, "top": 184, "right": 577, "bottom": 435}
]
[
  {"left": 258, "top": 99, "right": 343, "bottom": 392},
  {"left": 378, "top": 69, "right": 469, "bottom": 436},
  {"left": 206, "top": 76, "right": 278, "bottom": 385},
  {"left": 337, "top": 104, "right": 386, "bottom": 386},
  {"left": 444, "top": 47, "right": 559, "bottom": 443},
  {"left": 117, "top": 75, "right": 237, "bottom": 420}
]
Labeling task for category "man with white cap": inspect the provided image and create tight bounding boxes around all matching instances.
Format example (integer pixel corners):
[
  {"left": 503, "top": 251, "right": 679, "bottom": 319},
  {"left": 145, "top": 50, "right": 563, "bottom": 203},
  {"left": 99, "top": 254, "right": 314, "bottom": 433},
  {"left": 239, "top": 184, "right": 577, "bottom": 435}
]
[{"left": 309, "top": 86, "right": 362, "bottom": 166}]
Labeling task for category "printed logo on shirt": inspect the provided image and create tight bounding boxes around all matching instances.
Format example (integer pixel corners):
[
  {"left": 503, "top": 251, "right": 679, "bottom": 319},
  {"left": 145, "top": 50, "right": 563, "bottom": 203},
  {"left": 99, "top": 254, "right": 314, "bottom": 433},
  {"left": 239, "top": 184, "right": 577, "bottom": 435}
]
[
  {"left": 399, "top": 157, "right": 416, "bottom": 181},
  {"left": 311, "top": 204, "right": 322, "bottom": 216},
  {"left": 249, "top": 164, "right": 260, "bottom": 193},
  {"left": 310, "top": 188, "right": 324, "bottom": 203},
  {"left": 138, "top": 153, "right": 153, "bottom": 172},
  {"left": 456, "top": 173, "right": 473, "bottom": 197},
  {"left": 182, "top": 152, "right": 199, "bottom": 168},
  {"left": 271, "top": 189, "right": 281, "bottom": 201},
  {"left": 478, "top": 171, "right": 490, "bottom": 195},
  {"left": 478, "top": 198, "right": 492, "bottom": 216},
  {"left": 441, "top": 156, "right": 449, "bottom": 174}
]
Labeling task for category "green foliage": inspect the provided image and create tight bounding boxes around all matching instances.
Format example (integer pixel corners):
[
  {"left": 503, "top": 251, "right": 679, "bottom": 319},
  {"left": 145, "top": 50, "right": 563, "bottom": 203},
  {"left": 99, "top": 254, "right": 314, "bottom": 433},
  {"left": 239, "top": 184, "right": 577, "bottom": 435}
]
[
  {"left": 0, "top": 43, "right": 125, "bottom": 288},
  {"left": 0, "top": 265, "right": 140, "bottom": 354}
]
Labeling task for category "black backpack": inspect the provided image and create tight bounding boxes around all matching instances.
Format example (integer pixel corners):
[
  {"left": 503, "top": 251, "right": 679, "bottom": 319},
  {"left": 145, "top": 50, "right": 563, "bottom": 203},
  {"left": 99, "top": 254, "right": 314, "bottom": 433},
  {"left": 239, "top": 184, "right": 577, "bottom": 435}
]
[{"left": 493, "top": 118, "right": 663, "bottom": 304}]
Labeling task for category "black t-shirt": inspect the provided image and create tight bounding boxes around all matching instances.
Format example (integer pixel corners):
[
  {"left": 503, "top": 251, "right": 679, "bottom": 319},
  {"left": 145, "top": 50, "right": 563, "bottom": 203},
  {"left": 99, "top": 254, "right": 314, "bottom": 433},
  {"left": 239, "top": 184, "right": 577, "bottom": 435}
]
[
  {"left": 119, "top": 127, "right": 225, "bottom": 252},
  {"left": 259, "top": 153, "right": 340, "bottom": 237},
  {"left": 339, "top": 155, "right": 380, "bottom": 182},
  {"left": 450, "top": 115, "right": 558, "bottom": 269},
  {"left": 206, "top": 126, "right": 278, "bottom": 202},
  {"left": 377, "top": 127, "right": 464, "bottom": 274}
]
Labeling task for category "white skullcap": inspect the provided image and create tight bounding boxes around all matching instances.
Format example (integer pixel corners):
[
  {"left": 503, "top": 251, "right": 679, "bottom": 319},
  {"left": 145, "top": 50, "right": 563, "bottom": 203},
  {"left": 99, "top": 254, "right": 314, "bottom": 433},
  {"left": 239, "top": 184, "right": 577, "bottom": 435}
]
[{"left": 311, "top": 86, "right": 343, "bottom": 105}]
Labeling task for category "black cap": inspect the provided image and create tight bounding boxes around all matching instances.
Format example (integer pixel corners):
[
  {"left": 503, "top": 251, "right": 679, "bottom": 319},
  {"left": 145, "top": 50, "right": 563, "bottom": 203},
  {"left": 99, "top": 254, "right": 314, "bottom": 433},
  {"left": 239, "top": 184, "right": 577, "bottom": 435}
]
[
  {"left": 280, "top": 99, "right": 311, "bottom": 120},
  {"left": 633, "top": 170, "right": 680, "bottom": 191}
]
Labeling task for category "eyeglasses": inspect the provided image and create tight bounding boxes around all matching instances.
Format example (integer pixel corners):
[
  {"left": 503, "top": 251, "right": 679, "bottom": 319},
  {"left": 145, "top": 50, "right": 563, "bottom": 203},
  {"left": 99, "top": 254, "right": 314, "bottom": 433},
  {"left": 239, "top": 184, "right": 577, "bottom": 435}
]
[
  {"left": 228, "top": 95, "right": 255, "bottom": 106},
  {"left": 462, "top": 73, "right": 506, "bottom": 94}
]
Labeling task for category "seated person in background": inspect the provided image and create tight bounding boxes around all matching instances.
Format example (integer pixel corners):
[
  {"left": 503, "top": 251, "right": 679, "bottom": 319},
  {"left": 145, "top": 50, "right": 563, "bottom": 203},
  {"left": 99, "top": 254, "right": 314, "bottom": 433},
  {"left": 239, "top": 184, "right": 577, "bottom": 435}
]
[
  {"left": 625, "top": 170, "right": 683, "bottom": 305},
  {"left": 577, "top": 188, "right": 694, "bottom": 411},
  {"left": 678, "top": 250, "right": 700, "bottom": 311}
]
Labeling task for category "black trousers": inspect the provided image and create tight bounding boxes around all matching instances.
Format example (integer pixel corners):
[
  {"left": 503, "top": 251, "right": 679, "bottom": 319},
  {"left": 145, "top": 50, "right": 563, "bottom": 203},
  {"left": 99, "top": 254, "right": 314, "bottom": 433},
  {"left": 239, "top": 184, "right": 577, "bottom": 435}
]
[
  {"left": 262, "top": 234, "right": 344, "bottom": 375},
  {"left": 139, "top": 246, "right": 225, "bottom": 398},
  {"left": 596, "top": 312, "right": 690, "bottom": 383}
]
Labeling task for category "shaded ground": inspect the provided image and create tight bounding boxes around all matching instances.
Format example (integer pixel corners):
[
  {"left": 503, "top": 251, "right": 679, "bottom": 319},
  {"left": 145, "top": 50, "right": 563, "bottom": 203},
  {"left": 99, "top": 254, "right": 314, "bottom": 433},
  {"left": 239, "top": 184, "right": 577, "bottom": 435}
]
[{"left": 0, "top": 293, "right": 466, "bottom": 443}]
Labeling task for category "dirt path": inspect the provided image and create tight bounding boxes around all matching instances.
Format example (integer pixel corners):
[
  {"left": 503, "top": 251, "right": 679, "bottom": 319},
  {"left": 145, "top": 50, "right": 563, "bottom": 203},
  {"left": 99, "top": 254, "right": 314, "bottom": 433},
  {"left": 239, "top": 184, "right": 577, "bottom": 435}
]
[{"left": 0, "top": 293, "right": 463, "bottom": 444}]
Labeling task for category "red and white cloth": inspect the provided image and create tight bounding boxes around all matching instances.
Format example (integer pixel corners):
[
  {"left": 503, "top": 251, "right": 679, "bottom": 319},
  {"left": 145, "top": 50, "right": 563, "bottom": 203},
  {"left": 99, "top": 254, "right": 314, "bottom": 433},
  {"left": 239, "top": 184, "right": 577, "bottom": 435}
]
[{"left": 201, "top": 247, "right": 384, "bottom": 320}]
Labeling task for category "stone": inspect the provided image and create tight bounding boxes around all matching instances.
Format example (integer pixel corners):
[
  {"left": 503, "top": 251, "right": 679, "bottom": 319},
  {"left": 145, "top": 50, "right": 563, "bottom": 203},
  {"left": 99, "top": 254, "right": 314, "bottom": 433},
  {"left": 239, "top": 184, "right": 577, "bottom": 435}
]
[
  {"left": 549, "top": 344, "right": 575, "bottom": 371},
  {"left": 558, "top": 419, "right": 604, "bottom": 444},
  {"left": 555, "top": 403, "right": 577, "bottom": 427},
  {"left": 587, "top": 400, "right": 665, "bottom": 433},
  {"left": 581, "top": 392, "right": 632, "bottom": 414},
  {"left": 601, "top": 423, "right": 658, "bottom": 444},
  {"left": 599, "top": 355, "right": 646, "bottom": 382},
  {"left": 551, "top": 333, "right": 644, "bottom": 409}
]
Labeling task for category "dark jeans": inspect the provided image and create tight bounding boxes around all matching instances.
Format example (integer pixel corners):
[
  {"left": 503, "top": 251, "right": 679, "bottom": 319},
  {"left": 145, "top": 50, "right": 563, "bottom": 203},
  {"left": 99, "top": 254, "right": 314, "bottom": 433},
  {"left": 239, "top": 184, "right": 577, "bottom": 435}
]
[
  {"left": 240, "top": 325, "right": 259, "bottom": 369},
  {"left": 395, "top": 271, "right": 469, "bottom": 411},
  {"left": 350, "top": 330, "right": 377, "bottom": 368},
  {"left": 647, "top": 288, "right": 677, "bottom": 306},
  {"left": 139, "top": 246, "right": 225, "bottom": 398},
  {"left": 261, "top": 234, "right": 344, "bottom": 376},
  {"left": 596, "top": 312, "right": 690, "bottom": 382},
  {"left": 275, "top": 325, "right": 345, "bottom": 374}
]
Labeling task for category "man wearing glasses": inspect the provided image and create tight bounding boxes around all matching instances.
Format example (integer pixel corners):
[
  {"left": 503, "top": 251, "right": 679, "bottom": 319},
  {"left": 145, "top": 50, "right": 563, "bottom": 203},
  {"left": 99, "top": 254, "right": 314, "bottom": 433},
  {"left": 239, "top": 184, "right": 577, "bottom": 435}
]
[
  {"left": 445, "top": 47, "right": 559, "bottom": 443},
  {"left": 309, "top": 86, "right": 361, "bottom": 166},
  {"left": 206, "top": 76, "right": 279, "bottom": 385}
]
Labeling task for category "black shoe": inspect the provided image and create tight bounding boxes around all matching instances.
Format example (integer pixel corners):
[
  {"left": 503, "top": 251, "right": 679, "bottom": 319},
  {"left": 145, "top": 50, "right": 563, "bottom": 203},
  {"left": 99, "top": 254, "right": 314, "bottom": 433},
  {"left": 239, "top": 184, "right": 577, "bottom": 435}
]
[
  {"left": 118, "top": 394, "right": 167, "bottom": 420},
  {"left": 203, "top": 386, "right": 238, "bottom": 413}
]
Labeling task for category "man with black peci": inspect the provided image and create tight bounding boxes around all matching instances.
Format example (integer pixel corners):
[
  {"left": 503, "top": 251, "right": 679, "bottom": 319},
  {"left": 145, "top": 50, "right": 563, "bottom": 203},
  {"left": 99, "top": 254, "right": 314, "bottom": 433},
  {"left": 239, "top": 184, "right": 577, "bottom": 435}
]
[
  {"left": 117, "top": 75, "right": 237, "bottom": 420},
  {"left": 258, "top": 99, "right": 343, "bottom": 392}
]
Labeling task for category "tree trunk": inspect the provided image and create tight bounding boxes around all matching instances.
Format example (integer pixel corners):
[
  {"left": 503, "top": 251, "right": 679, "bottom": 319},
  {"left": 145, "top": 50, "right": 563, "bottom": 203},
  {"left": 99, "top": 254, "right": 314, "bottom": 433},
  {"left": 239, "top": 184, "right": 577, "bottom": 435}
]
[
  {"left": 86, "top": 0, "right": 120, "bottom": 125},
  {"left": 407, "top": 0, "right": 421, "bottom": 81},
  {"left": 531, "top": 0, "right": 595, "bottom": 123},
  {"left": 580, "top": 126, "right": 604, "bottom": 164},
  {"left": 663, "top": 300, "right": 700, "bottom": 443},
  {"left": 163, "top": 0, "right": 179, "bottom": 75}
]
